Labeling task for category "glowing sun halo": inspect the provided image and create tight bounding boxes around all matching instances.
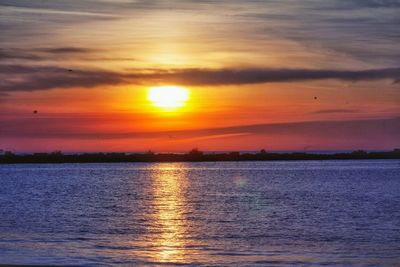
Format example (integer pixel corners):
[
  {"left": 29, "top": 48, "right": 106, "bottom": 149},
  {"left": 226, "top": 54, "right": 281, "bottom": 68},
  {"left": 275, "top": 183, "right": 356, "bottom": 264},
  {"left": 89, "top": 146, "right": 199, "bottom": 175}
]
[{"left": 148, "top": 86, "right": 189, "bottom": 109}]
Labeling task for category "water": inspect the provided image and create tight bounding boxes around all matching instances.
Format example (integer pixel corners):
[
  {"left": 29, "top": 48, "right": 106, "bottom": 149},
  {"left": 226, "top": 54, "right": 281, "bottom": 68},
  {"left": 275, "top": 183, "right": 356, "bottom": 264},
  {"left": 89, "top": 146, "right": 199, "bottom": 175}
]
[{"left": 0, "top": 160, "right": 399, "bottom": 266}]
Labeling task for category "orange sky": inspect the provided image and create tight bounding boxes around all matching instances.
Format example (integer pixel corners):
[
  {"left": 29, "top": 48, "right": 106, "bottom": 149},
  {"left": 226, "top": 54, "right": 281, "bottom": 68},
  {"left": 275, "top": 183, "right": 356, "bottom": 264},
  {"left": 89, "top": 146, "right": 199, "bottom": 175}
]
[{"left": 0, "top": 1, "right": 399, "bottom": 152}]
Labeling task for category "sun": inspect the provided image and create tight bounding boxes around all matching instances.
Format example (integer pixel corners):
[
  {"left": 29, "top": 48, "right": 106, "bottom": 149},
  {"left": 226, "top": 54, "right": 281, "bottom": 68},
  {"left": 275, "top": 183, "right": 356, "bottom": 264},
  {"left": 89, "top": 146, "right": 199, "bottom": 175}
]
[{"left": 148, "top": 86, "right": 189, "bottom": 110}]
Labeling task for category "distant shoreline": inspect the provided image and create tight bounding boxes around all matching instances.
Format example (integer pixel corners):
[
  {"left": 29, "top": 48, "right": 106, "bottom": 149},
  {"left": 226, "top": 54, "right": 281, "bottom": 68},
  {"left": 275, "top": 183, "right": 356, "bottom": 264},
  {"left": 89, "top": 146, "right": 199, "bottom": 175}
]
[{"left": 1, "top": 149, "right": 399, "bottom": 164}]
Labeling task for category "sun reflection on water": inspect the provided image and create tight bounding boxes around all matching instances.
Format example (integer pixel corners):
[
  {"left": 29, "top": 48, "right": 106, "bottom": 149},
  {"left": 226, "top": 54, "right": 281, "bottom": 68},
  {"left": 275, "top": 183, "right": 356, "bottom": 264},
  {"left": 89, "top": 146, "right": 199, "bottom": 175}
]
[{"left": 149, "top": 163, "right": 189, "bottom": 263}]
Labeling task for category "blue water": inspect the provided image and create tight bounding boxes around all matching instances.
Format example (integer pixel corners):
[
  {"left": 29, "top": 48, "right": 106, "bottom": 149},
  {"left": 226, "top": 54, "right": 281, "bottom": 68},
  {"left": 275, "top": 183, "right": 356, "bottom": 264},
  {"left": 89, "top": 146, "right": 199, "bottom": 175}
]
[{"left": 0, "top": 160, "right": 399, "bottom": 266}]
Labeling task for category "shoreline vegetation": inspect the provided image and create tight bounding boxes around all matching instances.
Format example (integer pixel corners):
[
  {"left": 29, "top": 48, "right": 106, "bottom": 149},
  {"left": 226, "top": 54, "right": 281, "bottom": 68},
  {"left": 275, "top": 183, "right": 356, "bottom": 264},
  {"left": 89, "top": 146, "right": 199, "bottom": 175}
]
[{"left": 0, "top": 149, "right": 399, "bottom": 164}]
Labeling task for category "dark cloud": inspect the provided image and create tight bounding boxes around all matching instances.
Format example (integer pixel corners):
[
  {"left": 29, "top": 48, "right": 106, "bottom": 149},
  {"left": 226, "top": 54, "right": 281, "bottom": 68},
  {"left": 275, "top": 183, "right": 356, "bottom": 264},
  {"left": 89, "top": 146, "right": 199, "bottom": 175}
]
[
  {"left": 1, "top": 64, "right": 399, "bottom": 92},
  {"left": 0, "top": 49, "right": 42, "bottom": 61},
  {"left": 37, "top": 47, "right": 96, "bottom": 54},
  {"left": 145, "top": 68, "right": 400, "bottom": 86},
  {"left": 0, "top": 65, "right": 124, "bottom": 91},
  {"left": 0, "top": 47, "right": 97, "bottom": 62}
]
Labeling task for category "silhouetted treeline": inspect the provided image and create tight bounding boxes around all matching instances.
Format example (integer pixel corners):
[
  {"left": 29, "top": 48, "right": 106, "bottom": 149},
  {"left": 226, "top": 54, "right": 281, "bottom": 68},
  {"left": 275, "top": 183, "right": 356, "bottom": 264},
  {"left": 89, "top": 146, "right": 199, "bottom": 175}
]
[{"left": 1, "top": 149, "right": 399, "bottom": 164}]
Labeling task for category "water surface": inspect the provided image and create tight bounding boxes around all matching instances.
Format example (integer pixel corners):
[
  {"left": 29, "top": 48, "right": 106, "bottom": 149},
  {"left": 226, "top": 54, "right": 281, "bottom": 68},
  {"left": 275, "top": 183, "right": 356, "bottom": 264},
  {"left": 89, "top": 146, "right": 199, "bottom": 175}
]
[{"left": 0, "top": 160, "right": 399, "bottom": 266}]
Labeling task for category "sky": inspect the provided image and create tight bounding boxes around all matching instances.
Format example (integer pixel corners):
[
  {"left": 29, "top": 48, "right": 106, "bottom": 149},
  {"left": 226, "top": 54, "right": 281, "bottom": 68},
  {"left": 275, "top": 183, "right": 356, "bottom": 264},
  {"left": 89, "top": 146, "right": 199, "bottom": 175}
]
[{"left": 0, "top": 0, "right": 399, "bottom": 152}]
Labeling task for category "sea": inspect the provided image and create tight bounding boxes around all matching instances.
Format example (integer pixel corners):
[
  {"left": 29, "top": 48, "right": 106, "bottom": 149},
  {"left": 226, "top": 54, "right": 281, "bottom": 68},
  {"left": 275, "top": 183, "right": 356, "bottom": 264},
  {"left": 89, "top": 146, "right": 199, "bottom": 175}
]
[{"left": 0, "top": 160, "right": 399, "bottom": 266}]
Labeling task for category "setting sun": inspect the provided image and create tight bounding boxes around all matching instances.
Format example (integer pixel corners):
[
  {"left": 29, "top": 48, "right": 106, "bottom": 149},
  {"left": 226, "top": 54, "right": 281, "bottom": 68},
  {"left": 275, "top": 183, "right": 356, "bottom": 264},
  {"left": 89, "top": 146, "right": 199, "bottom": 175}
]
[{"left": 148, "top": 86, "right": 189, "bottom": 109}]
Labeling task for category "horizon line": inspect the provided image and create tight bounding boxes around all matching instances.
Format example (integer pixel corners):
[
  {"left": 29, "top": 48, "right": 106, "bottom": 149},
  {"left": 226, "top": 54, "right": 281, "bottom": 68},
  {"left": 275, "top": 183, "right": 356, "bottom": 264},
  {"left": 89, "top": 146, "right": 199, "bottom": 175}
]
[{"left": 2, "top": 148, "right": 399, "bottom": 155}]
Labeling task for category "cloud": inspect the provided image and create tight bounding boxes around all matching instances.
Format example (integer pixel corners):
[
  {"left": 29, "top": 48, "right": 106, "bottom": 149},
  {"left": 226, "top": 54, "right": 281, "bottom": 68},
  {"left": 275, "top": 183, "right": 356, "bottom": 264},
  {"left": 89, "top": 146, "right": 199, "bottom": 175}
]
[
  {"left": 313, "top": 109, "right": 358, "bottom": 114},
  {"left": 0, "top": 65, "right": 124, "bottom": 92},
  {"left": 0, "top": 0, "right": 121, "bottom": 17},
  {"left": 0, "top": 49, "right": 42, "bottom": 61},
  {"left": 37, "top": 47, "right": 96, "bottom": 54},
  {"left": 243, "top": 0, "right": 400, "bottom": 66},
  {"left": 1, "top": 116, "right": 398, "bottom": 142},
  {"left": 1, "top": 64, "right": 399, "bottom": 92},
  {"left": 0, "top": 47, "right": 98, "bottom": 62},
  {"left": 2, "top": 0, "right": 399, "bottom": 69},
  {"left": 143, "top": 68, "right": 400, "bottom": 86},
  {"left": 334, "top": 0, "right": 400, "bottom": 9},
  {"left": 0, "top": 47, "right": 137, "bottom": 64}
]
